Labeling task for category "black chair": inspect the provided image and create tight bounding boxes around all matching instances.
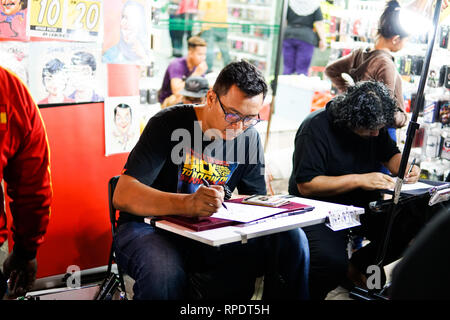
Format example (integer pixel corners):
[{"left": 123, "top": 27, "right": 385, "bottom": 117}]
[{"left": 105, "top": 175, "right": 127, "bottom": 297}]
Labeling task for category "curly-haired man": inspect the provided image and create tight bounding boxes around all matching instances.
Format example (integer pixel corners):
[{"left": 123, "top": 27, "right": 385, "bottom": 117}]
[{"left": 288, "top": 81, "right": 421, "bottom": 299}]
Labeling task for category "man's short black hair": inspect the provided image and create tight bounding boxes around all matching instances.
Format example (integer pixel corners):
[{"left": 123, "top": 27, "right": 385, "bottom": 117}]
[
  {"left": 42, "top": 58, "right": 65, "bottom": 85},
  {"left": 213, "top": 60, "right": 268, "bottom": 99},
  {"left": 329, "top": 80, "right": 397, "bottom": 130}
]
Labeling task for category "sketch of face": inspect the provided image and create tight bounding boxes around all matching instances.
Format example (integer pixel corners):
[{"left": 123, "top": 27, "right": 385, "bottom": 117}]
[
  {"left": 71, "top": 64, "right": 93, "bottom": 92},
  {"left": 43, "top": 70, "right": 67, "bottom": 96},
  {"left": 115, "top": 107, "right": 132, "bottom": 134},
  {"left": 1, "top": 0, "right": 22, "bottom": 15},
  {"left": 120, "top": 4, "right": 141, "bottom": 45}
]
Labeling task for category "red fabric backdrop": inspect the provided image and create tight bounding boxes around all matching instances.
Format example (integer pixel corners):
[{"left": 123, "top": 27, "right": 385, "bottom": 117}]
[{"left": 7, "top": 103, "right": 129, "bottom": 278}]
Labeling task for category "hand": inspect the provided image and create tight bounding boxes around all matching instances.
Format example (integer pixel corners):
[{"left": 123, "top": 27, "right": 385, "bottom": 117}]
[
  {"left": 2, "top": 250, "right": 37, "bottom": 299},
  {"left": 359, "top": 172, "right": 396, "bottom": 191},
  {"left": 185, "top": 185, "right": 225, "bottom": 217},
  {"left": 405, "top": 165, "right": 421, "bottom": 183},
  {"left": 193, "top": 61, "right": 208, "bottom": 76}
]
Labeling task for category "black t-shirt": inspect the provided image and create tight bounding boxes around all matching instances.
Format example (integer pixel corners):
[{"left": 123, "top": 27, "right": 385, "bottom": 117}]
[
  {"left": 288, "top": 104, "right": 400, "bottom": 208},
  {"left": 119, "top": 105, "right": 266, "bottom": 223},
  {"left": 284, "top": 7, "right": 323, "bottom": 45}
]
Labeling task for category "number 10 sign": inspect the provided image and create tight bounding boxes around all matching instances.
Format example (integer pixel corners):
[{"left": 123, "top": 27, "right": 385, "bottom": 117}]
[{"left": 30, "top": 0, "right": 102, "bottom": 42}]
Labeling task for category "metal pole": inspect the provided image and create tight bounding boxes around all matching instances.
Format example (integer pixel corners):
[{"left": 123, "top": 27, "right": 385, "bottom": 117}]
[
  {"left": 375, "top": 0, "right": 443, "bottom": 268},
  {"left": 264, "top": 0, "right": 289, "bottom": 151}
]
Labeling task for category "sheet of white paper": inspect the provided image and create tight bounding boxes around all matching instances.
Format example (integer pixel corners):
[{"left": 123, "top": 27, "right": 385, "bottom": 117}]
[
  {"left": 211, "top": 202, "right": 286, "bottom": 223},
  {"left": 400, "top": 181, "right": 435, "bottom": 191},
  {"left": 390, "top": 180, "right": 435, "bottom": 191}
]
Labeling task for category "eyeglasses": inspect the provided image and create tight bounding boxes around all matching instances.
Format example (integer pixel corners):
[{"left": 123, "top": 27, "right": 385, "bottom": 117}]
[{"left": 215, "top": 92, "right": 261, "bottom": 127}]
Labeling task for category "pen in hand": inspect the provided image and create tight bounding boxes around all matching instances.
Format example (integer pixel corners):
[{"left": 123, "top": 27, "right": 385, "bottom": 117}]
[
  {"left": 406, "top": 158, "right": 416, "bottom": 180},
  {"left": 201, "top": 178, "right": 228, "bottom": 210}
]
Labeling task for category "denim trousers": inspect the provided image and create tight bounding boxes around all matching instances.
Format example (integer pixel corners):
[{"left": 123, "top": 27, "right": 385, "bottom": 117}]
[{"left": 114, "top": 221, "right": 310, "bottom": 300}]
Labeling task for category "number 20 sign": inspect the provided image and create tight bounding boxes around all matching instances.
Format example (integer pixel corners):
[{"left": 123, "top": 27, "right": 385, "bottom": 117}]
[{"left": 30, "top": 0, "right": 102, "bottom": 41}]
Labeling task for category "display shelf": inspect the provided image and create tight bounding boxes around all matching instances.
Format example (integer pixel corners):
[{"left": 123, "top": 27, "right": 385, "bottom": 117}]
[
  {"left": 229, "top": 50, "right": 266, "bottom": 61},
  {"left": 227, "top": 0, "right": 280, "bottom": 80},
  {"left": 228, "top": 3, "right": 271, "bottom": 10}
]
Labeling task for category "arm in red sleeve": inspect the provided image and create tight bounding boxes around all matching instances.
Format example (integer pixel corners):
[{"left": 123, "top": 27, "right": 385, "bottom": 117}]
[{"left": 2, "top": 68, "right": 52, "bottom": 259}]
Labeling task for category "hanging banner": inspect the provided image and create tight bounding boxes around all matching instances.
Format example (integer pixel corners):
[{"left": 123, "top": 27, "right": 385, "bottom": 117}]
[
  {"left": 29, "top": 0, "right": 102, "bottom": 41},
  {"left": 29, "top": 41, "right": 105, "bottom": 105},
  {"left": 0, "top": 0, "right": 30, "bottom": 40}
]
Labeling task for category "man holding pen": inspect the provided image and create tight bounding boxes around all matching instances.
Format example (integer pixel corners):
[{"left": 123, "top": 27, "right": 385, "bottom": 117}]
[
  {"left": 288, "top": 81, "right": 422, "bottom": 299},
  {"left": 113, "top": 60, "right": 310, "bottom": 300}
]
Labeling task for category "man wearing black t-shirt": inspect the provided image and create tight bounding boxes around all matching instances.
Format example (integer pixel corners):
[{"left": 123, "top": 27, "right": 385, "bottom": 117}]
[
  {"left": 113, "top": 61, "right": 310, "bottom": 300},
  {"left": 288, "top": 81, "right": 421, "bottom": 300}
]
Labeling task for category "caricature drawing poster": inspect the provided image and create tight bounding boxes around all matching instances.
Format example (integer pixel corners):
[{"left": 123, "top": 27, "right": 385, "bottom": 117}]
[
  {"left": 0, "top": 0, "right": 29, "bottom": 40},
  {"left": 0, "top": 41, "right": 29, "bottom": 85},
  {"left": 102, "top": 0, "right": 151, "bottom": 65},
  {"left": 28, "top": 41, "right": 105, "bottom": 105},
  {"left": 104, "top": 95, "right": 141, "bottom": 156}
]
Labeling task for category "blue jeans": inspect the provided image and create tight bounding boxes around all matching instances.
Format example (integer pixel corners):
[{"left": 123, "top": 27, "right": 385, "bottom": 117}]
[{"left": 114, "top": 221, "right": 310, "bottom": 300}]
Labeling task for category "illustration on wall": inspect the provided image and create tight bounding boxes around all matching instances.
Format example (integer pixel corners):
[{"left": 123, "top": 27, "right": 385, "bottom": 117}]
[
  {"left": 29, "top": 41, "right": 104, "bottom": 105},
  {"left": 102, "top": 0, "right": 151, "bottom": 65},
  {"left": 0, "top": 0, "right": 29, "bottom": 40},
  {"left": 0, "top": 41, "right": 29, "bottom": 84},
  {"left": 104, "top": 95, "right": 141, "bottom": 156}
]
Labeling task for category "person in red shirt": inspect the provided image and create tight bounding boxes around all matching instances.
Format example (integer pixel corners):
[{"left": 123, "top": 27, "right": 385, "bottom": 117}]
[{"left": 0, "top": 66, "right": 52, "bottom": 298}]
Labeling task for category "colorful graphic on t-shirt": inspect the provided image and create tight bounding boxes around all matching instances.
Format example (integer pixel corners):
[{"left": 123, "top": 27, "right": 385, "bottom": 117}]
[{"left": 177, "top": 149, "right": 238, "bottom": 194}]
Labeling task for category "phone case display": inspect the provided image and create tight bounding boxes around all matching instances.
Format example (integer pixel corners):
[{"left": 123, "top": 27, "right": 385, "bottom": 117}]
[{"left": 227, "top": 0, "right": 281, "bottom": 78}]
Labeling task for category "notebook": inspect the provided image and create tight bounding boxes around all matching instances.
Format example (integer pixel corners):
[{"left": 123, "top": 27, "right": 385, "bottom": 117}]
[
  {"left": 162, "top": 197, "right": 315, "bottom": 231},
  {"left": 163, "top": 216, "right": 238, "bottom": 232}
]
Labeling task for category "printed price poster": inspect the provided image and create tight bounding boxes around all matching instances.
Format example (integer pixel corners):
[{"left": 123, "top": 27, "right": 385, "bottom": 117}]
[
  {"left": 104, "top": 95, "right": 141, "bottom": 156},
  {"left": 28, "top": 41, "right": 105, "bottom": 105},
  {"left": 102, "top": 0, "right": 151, "bottom": 65},
  {"left": 29, "top": 0, "right": 102, "bottom": 41},
  {"left": 29, "top": 0, "right": 66, "bottom": 38},
  {"left": 66, "top": 0, "right": 102, "bottom": 41},
  {"left": 0, "top": 41, "right": 29, "bottom": 85},
  {"left": 0, "top": 0, "right": 30, "bottom": 40}
]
